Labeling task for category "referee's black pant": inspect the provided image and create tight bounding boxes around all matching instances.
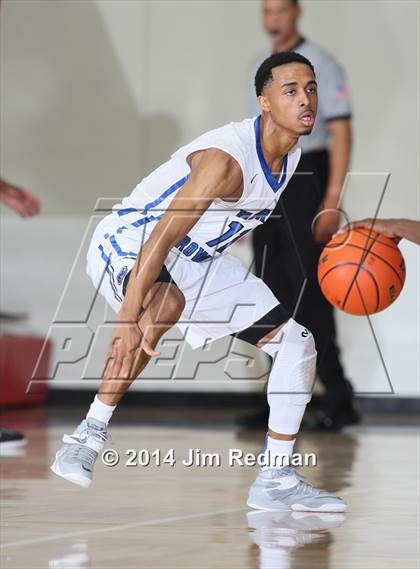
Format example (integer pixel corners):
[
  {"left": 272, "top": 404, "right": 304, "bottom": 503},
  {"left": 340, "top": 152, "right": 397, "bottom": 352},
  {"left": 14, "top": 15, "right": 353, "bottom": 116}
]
[{"left": 252, "top": 149, "right": 353, "bottom": 412}]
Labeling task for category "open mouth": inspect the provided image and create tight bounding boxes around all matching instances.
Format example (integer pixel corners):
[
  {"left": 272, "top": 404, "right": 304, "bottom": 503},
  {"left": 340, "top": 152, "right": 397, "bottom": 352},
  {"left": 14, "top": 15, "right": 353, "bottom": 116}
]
[{"left": 299, "top": 112, "right": 315, "bottom": 127}]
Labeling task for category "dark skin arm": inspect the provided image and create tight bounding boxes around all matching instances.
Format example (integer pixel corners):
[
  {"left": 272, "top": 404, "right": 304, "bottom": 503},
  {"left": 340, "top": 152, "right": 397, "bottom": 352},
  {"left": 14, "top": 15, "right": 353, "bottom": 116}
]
[
  {"left": 314, "top": 119, "right": 352, "bottom": 244},
  {"left": 103, "top": 149, "right": 243, "bottom": 380},
  {"left": 334, "top": 218, "right": 420, "bottom": 245}
]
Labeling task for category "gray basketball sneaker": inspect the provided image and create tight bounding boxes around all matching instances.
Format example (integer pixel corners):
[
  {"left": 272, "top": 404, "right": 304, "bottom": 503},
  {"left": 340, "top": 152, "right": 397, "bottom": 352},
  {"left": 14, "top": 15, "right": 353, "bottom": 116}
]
[
  {"left": 247, "top": 466, "right": 347, "bottom": 513},
  {"left": 50, "top": 418, "right": 107, "bottom": 488}
]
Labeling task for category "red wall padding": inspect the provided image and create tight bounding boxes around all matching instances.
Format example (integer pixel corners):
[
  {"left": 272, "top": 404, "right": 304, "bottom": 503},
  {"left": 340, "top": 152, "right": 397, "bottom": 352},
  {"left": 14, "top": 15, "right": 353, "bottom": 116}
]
[{"left": 0, "top": 334, "right": 51, "bottom": 406}]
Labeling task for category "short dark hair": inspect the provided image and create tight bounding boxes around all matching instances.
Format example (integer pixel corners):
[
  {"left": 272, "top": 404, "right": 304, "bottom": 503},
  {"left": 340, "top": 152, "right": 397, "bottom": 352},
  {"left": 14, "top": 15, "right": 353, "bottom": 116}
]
[{"left": 254, "top": 51, "right": 315, "bottom": 97}]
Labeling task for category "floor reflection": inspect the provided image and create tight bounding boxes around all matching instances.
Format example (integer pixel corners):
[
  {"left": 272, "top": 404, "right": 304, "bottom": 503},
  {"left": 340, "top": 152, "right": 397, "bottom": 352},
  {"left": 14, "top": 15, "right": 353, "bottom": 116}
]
[
  {"left": 48, "top": 542, "right": 90, "bottom": 569},
  {"left": 247, "top": 510, "right": 346, "bottom": 569}
]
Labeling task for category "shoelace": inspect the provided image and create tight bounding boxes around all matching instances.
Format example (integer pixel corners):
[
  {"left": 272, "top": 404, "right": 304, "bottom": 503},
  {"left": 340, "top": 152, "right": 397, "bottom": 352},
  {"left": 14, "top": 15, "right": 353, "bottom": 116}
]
[
  {"left": 65, "top": 422, "right": 108, "bottom": 460},
  {"left": 68, "top": 422, "right": 108, "bottom": 466},
  {"left": 269, "top": 480, "right": 325, "bottom": 501},
  {"left": 266, "top": 467, "right": 329, "bottom": 499},
  {"left": 68, "top": 444, "right": 98, "bottom": 467},
  {"left": 84, "top": 423, "right": 108, "bottom": 444}
]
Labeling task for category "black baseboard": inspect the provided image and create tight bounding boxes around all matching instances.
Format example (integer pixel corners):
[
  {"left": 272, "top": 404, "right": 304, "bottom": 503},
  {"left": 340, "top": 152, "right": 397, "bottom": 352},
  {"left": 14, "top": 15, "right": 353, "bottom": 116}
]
[
  {"left": 47, "top": 390, "right": 265, "bottom": 409},
  {"left": 45, "top": 389, "right": 420, "bottom": 414}
]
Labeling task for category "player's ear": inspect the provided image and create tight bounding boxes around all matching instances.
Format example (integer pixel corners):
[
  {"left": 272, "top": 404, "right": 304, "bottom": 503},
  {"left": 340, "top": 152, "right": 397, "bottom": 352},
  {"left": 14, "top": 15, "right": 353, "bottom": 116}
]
[{"left": 258, "top": 95, "right": 270, "bottom": 113}]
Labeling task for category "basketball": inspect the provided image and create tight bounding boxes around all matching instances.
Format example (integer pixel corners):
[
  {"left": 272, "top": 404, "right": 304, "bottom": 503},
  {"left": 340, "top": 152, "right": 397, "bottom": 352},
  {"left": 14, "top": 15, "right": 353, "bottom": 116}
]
[{"left": 318, "top": 227, "right": 406, "bottom": 315}]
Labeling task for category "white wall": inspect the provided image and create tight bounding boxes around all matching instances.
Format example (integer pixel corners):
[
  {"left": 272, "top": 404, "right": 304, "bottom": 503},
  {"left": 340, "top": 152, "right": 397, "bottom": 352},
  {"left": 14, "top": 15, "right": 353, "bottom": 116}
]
[{"left": 1, "top": 0, "right": 419, "bottom": 396}]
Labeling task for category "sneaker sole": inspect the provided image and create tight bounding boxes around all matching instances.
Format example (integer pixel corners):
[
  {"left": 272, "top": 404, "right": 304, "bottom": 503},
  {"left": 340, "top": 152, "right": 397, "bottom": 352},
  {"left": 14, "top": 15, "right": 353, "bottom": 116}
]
[
  {"left": 247, "top": 501, "right": 289, "bottom": 512},
  {"left": 247, "top": 509, "right": 346, "bottom": 526},
  {"left": 0, "top": 439, "right": 27, "bottom": 457},
  {"left": 0, "top": 439, "right": 27, "bottom": 450},
  {"left": 50, "top": 457, "right": 91, "bottom": 489},
  {"left": 247, "top": 501, "right": 347, "bottom": 513},
  {"left": 291, "top": 502, "right": 347, "bottom": 513}
]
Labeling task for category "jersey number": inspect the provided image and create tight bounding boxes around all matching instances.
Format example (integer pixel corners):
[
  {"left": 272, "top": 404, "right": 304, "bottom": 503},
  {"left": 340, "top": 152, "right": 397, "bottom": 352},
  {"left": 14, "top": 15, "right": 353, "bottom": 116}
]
[{"left": 206, "top": 221, "right": 250, "bottom": 253}]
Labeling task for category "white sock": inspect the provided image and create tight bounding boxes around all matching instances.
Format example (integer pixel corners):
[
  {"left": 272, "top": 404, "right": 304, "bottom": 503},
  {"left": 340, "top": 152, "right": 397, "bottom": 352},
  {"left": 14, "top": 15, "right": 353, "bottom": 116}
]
[
  {"left": 86, "top": 395, "right": 116, "bottom": 425},
  {"left": 261, "top": 433, "right": 296, "bottom": 470}
]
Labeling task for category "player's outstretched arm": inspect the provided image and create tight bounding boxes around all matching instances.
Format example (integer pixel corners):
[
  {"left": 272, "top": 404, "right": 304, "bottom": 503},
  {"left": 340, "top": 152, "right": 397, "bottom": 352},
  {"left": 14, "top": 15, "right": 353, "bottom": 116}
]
[{"left": 334, "top": 218, "right": 420, "bottom": 245}]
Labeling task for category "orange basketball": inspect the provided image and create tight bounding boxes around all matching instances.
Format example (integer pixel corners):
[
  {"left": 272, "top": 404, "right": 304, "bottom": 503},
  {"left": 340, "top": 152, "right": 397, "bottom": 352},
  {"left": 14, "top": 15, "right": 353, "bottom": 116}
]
[{"left": 318, "top": 227, "right": 406, "bottom": 315}]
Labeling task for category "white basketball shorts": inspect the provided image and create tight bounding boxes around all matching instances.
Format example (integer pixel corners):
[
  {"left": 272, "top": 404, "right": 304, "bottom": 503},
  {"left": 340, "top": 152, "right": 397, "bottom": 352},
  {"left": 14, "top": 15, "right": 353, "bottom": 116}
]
[{"left": 86, "top": 214, "right": 280, "bottom": 349}]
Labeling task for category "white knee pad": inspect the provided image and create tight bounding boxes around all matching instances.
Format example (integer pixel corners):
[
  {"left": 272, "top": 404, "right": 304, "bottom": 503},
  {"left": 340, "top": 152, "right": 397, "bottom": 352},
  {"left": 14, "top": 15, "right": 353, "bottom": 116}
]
[{"left": 262, "top": 318, "right": 317, "bottom": 434}]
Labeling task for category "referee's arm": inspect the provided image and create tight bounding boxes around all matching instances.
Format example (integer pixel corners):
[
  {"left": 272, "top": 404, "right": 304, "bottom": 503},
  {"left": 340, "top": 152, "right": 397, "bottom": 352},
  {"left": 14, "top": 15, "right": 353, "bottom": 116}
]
[
  {"left": 315, "top": 60, "right": 353, "bottom": 244},
  {"left": 323, "top": 118, "right": 352, "bottom": 205}
]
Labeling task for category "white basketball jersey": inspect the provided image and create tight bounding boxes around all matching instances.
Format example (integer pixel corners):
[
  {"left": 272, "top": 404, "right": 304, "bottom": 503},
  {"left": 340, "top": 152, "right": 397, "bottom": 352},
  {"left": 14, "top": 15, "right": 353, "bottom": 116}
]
[{"left": 110, "top": 116, "right": 301, "bottom": 263}]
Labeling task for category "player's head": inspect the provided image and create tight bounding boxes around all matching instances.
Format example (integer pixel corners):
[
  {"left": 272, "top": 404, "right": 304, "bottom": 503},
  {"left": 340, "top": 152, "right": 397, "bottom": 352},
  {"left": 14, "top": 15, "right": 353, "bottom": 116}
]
[
  {"left": 262, "top": 0, "right": 301, "bottom": 50},
  {"left": 255, "top": 52, "right": 317, "bottom": 136}
]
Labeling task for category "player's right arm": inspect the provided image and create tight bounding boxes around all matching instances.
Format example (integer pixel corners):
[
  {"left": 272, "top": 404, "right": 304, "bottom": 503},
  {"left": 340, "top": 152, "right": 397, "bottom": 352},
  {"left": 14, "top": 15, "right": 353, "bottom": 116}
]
[
  {"left": 121, "top": 148, "right": 243, "bottom": 322},
  {"left": 103, "top": 149, "right": 243, "bottom": 376}
]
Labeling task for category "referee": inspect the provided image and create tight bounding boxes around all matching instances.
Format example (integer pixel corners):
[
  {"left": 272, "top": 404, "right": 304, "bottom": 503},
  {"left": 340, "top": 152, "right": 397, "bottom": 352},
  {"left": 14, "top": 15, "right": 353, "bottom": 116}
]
[{"left": 250, "top": 0, "right": 359, "bottom": 430}]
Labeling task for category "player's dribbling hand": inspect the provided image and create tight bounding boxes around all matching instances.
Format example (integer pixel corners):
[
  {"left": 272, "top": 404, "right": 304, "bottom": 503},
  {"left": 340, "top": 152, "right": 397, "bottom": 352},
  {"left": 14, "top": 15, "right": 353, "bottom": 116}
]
[
  {"left": 333, "top": 218, "right": 403, "bottom": 242},
  {"left": 103, "top": 321, "right": 160, "bottom": 380}
]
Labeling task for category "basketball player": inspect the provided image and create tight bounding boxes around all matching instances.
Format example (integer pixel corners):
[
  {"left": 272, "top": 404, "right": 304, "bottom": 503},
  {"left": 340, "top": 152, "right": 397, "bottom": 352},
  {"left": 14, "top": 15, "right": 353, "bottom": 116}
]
[{"left": 51, "top": 52, "right": 346, "bottom": 512}]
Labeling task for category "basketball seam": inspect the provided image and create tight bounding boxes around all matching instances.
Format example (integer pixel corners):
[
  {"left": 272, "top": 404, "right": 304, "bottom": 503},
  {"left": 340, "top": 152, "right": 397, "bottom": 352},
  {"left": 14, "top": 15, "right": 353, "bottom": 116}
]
[
  {"left": 354, "top": 265, "right": 381, "bottom": 314},
  {"left": 324, "top": 243, "right": 404, "bottom": 286},
  {"left": 320, "top": 261, "right": 380, "bottom": 313},
  {"left": 341, "top": 234, "right": 380, "bottom": 311},
  {"left": 354, "top": 278, "right": 375, "bottom": 317}
]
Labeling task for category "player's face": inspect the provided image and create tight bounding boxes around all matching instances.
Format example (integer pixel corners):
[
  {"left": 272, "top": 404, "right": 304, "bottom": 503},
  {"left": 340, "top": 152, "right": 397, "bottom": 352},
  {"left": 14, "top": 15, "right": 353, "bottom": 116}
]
[
  {"left": 262, "top": 0, "right": 300, "bottom": 48},
  {"left": 259, "top": 63, "right": 318, "bottom": 136}
]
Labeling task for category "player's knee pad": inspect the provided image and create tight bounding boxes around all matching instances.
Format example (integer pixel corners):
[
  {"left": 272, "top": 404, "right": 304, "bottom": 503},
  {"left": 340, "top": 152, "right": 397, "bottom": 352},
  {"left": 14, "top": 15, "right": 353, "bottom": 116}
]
[{"left": 262, "top": 318, "right": 317, "bottom": 408}]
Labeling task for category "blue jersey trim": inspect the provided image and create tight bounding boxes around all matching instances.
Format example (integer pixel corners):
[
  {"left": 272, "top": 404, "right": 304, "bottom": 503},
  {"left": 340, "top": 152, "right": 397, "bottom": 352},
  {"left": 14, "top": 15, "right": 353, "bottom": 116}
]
[
  {"left": 116, "top": 210, "right": 162, "bottom": 228},
  {"left": 109, "top": 235, "right": 137, "bottom": 257},
  {"left": 98, "top": 244, "right": 123, "bottom": 303},
  {"left": 118, "top": 175, "right": 189, "bottom": 219},
  {"left": 142, "top": 175, "right": 189, "bottom": 214},
  {"left": 254, "top": 115, "right": 289, "bottom": 193},
  {"left": 130, "top": 214, "right": 162, "bottom": 228},
  {"left": 117, "top": 207, "right": 137, "bottom": 216}
]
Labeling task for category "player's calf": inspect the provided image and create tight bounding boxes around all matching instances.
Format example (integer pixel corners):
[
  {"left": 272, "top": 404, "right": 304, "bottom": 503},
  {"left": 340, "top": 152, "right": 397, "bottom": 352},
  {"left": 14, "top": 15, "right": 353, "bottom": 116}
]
[
  {"left": 246, "top": 318, "right": 346, "bottom": 511},
  {"left": 51, "top": 282, "right": 185, "bottom": 488}
]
